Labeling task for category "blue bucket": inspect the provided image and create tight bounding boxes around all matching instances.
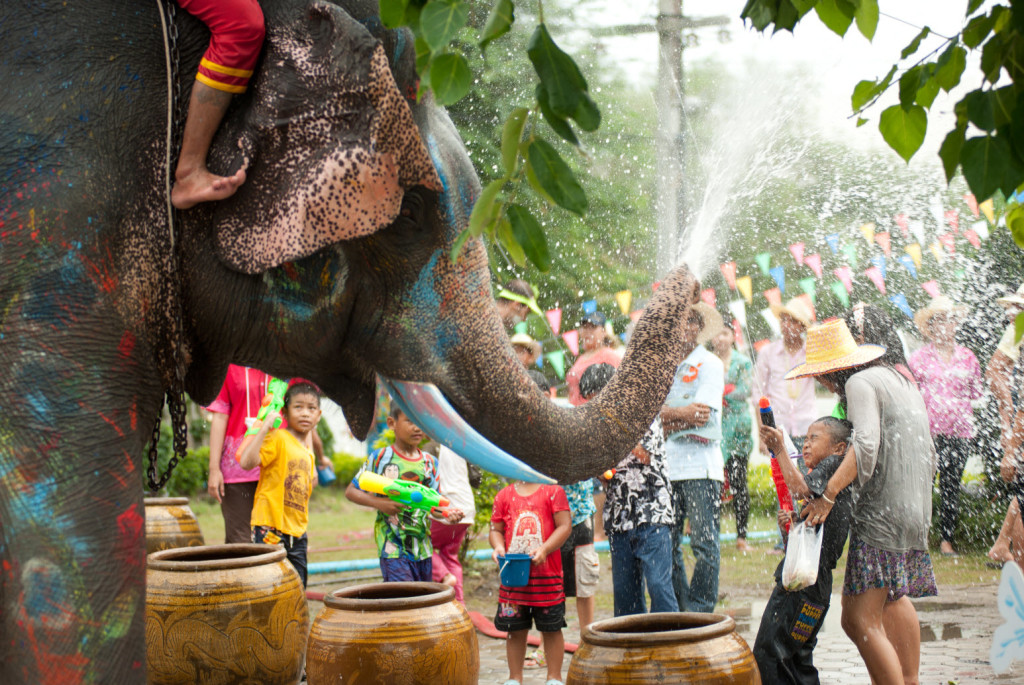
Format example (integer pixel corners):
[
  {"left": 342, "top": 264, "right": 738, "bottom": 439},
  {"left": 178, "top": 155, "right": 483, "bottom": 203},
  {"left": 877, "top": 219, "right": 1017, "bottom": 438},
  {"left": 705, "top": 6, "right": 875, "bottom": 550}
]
[
  {"left": 317, "top": 463, "right": 336, "bottom": 487},
  {"left": 498, "top": 553, "right": 531, "bottom": 587}
]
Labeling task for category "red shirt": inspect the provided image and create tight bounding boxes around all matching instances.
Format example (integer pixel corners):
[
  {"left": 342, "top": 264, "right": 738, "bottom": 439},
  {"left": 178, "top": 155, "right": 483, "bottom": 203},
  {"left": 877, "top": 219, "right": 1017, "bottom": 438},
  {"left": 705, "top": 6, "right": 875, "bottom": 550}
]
[
  {"left": 491, "top": 484, "right": 570, "bottom": 606},
  {"left": 206, "top": 365, "right": 271, "bottom": 483}
]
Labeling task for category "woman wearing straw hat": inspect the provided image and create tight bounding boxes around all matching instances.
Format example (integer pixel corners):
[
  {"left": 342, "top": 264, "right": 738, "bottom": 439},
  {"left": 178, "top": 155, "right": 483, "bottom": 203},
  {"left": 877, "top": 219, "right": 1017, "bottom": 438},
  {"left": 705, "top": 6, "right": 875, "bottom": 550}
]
[
  {"left": 908, "top": 296, "right": 982, "bottom": 557},
  {"left": 791, "top": 319, "right": 937, "bottom": 685}
]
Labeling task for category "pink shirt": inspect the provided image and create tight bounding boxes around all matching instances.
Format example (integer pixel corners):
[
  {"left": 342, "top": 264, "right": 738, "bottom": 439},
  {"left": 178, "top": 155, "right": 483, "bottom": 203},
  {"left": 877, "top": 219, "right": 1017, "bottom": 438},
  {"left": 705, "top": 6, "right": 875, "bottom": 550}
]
[
  {"left": 566, "top": 347, "right": 622, "bottom": 406},
  {"left": 206, "top": 365, "right": 272, "bottom": 483},
  {"left": 754, "top": 339, "right": 818, "bottom": 437},
  {"left": 908, "top": 343, "right": 982, "bottom": 438}
]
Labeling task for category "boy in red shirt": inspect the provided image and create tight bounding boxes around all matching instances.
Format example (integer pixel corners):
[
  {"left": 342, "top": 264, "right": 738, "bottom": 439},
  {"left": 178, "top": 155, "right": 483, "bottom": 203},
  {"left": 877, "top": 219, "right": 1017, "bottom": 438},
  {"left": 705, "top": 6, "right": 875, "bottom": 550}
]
[{"left": 490, "top": 481, "right": 572, "bottom": 685}]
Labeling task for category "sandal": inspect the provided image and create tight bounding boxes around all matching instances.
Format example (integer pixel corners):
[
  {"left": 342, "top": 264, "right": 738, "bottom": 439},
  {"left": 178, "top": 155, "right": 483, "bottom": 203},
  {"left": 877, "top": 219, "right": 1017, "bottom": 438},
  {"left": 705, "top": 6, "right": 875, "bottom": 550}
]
[
  {"left": 502, "top": 680, "right": 521, "bottom": 685},
  {"left": 545, "top": 680, "right": 565, "bottom": 685}
]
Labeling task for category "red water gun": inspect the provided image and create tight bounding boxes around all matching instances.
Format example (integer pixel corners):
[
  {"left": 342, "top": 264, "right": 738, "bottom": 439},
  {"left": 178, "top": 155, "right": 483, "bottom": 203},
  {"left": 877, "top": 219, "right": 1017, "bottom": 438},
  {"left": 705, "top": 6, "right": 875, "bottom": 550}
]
[{"left": 759, "top": 397, "right": 793, "bottom": 533}]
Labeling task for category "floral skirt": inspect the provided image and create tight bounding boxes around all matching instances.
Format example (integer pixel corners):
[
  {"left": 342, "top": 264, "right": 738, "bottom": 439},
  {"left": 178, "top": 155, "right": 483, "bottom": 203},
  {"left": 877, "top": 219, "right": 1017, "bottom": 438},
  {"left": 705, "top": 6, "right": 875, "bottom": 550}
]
[{"left": 843, "top": 536, "right": 938, "bottom": 602}]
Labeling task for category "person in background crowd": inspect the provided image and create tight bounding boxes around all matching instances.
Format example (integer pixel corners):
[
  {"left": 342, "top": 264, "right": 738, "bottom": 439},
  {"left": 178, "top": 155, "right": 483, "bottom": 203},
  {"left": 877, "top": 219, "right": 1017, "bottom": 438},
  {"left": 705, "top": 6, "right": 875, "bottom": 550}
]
[
  {"left": 430, "top": 445, "right": 476, "bottom": 603},
  {"left": 711, "top": 323, "right": 754, "bottom": 553},
  {"left": 909, "top": 296, "right": 982, "bottom": 557},
  {"left": 756, "top": 298, "right": 817, "bottom": 451},
  {"left": 566, "top": 311, "right": 622, "bottom": 406},
  {"left": 843, "top": 302, "right": 916, "bottom": 386},
  {"left": 496, "top": 280, "right": 545, "bottom": 334},
  {"left": 511, "top": 332, "right": 543, "bottom": 369}
]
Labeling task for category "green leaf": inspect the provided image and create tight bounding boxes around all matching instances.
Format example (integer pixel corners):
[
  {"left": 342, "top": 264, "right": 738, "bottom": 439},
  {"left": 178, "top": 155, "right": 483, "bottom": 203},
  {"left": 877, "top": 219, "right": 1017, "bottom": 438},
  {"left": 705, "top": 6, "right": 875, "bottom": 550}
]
[
  {"left": 526, "top": 139, "right": 588, "bottom": 215},
  {"left": 741, "top": 0, "right": 775, "bottom": 31},
  {"left": 449, "top": 227, "right": 473, "bottom": 262},
  {"left": 856, "top": 117, "right": 868, "bottom": 127},
  {"left": 965, "top": 89, "right": 996, "bottom": 131},
  {"left": 898, "top": 66, "right": 923, "bottom": 109},
  {"left": 506, "top": 204, "right": 552, "bottom": 272},
  {"left": 1015, "top": 311, "right": 1024, "bottom": 344},
  {"left": 990, "top": 86, "right": 1018, "bottom": 128},
  {"left": 1009, "top": 205, "right": 1024, "bottom": 250},
  {"left": 962, "top": 12, "right": 995, "bottom": 49},
  {"left": 415, "top": 36, "right": 432, "bottom": 75},
  {"left": 850, "top": 65, "right": 897, "bottom": 113},
  {"left": 854, "top": 0, "right": 879, "bottom": 40},
  {"left": 428, "top": 53, "right": 471, "bottom": 105},
  {"left": 380, "top": 0, "right": 410, "bottom": 29},
  {"left": 420, "top": 0, "right": 469, "bottom": 52},
  {"left": 791, "top": 0, "right": 816, "bottom": 13},
  {"left": 938, "top": 125, "right": 966, "bottom": 183},
  {"left": 900, "top": 27, "right": 930, "bottom": 59},
  {"left": 480, "top": 0, "right": 514, "bottom": 51},
  {"left": 500, "top": 107, "right": 529, "bottom": 177},
  {"left": 536, "top": 83, "right": 579, "bottom": 146},
  {"left": 879, "top": 104, "right": 927, "bottom": 163},
  {"left": 573, "top": 93, "right": 601, "bottom": 132},
  {"left": 967, "top": 0, "right": 984, "bottom": 15},
  {"left": 467, "top": 178, "right": 504, "bottom": 236},
  {"left": 916, "top": 77, "right": 940, "bottom": 109},
  {"left": 527, "top": 24, "right": 589, "bottom": 119},
  {"left": 935, "top": 45, "right": 967, "bottom": 92},
  {"left": 495, "top": 217, "right": 526, "bottom": 266},
  {"left": 772, "top": 0, "right": 800, "bottom": 34},
  {"left": 815, "top": 0, "right": 854, "bottom": 37},
  {"left": 981, "top": 34, "right": 1006, "bottom": 82},
  {"left": 524, "top": 146, "right": 556, "bottom": 205},
  {"left": 1009, "top": 91, "right": 1024, "bottom": 161},
  {"left": 961, "top": 134, "right": 1024, "bottom": 201}
]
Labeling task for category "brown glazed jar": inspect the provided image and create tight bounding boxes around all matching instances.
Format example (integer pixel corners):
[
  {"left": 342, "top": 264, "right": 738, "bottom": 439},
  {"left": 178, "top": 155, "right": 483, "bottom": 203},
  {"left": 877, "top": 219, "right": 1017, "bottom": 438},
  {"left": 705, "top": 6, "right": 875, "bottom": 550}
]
[
  {"left": 306, "top": 581, "right": 479, "bottom": 685},
  {"left": 146, "top": 544, "right": 309, "bottom": 685},
  {"left": 143, "top": 496, "right": 204, "bottom": 554},
  {"left": 567, "top": 612, "right": 761, "bottom": 684}
]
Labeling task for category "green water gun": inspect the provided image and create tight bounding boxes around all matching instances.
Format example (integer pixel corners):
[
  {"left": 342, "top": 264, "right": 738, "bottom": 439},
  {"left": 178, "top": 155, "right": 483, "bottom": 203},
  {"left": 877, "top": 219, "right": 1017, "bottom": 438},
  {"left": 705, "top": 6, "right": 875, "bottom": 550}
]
[
  {"left": 354, "top": 471, "right": 451, "bottom": 515},
  {"left": 235, "top": 377, "right": 289, "bottom": 461}
]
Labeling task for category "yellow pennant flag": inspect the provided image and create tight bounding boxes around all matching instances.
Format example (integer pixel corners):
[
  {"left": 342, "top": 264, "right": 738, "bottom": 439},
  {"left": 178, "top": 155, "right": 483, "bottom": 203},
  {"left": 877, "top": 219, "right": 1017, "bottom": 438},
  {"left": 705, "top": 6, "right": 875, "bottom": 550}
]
[
  {"left": 929, "top": 241, "right": 945, "bottom": 264},
  {"left": 736, "top": 275, "right": 753, "bottom": 304},
  {"left": 980, "top": 198, "right": 995, "bottom": 224},
  {"left": 859, "top": 222, "right": 876, "bottom": 245},
  {"left": 615, "top": 290, "right": 632, "bottom": 316},
  {"left": 905, "top": 243, "right": 922, "bottom": 268}
]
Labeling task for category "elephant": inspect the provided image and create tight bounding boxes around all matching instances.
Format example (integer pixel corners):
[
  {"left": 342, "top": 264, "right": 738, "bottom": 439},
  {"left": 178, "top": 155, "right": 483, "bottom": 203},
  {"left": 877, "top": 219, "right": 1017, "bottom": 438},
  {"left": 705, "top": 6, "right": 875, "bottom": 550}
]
[{"left": 0, "top": 0, "right": 699, "bottom": 681}]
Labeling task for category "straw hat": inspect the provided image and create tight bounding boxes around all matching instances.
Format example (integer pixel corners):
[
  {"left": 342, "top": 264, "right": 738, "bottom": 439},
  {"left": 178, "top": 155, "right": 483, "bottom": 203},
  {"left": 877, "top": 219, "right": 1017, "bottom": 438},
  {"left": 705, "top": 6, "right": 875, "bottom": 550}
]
[
  {"left": 784, "top": 319, "right": 885, "bottom": 380},
  {"left": 770, "top": 297, "right": 814, "bottom": 329},
  {"left": 691, "top": 302, "right": 724, "bottom": 346},
  {"left": 913, "top": 296, "right": 967, "bottom": 338},
  {"left": 997, "top": 283, "right": 1024, "bottom": 308},
  {"left": 510, "top": 332, "right": 542, "bottom": 360}
]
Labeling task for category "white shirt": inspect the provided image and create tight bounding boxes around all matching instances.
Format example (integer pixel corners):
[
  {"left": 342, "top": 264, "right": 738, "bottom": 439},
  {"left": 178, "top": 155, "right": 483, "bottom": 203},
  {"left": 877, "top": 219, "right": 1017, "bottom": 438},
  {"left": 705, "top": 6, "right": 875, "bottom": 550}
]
[
  {"left": 435, "top": 446, "right": 476, "bottom": 520},
  {"left": 664, "top": 346, "right": 725, "bottom": 482}
]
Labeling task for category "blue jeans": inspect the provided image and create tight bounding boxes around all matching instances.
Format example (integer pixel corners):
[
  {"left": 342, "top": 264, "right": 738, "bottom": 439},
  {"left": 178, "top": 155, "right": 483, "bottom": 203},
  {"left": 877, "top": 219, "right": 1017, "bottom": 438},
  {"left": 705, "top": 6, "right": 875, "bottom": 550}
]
[
  {"left": 609, "top": 524, "right": 678, "bottom": 616},
  {"left": 670, "top": 479, "right": 722, "bottom": 612}
]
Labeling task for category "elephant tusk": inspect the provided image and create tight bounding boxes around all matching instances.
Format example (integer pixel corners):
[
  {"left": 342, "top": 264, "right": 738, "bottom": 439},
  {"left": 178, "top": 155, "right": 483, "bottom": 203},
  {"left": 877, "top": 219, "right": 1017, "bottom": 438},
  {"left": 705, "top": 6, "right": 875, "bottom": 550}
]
[{"left": 377, "top": 375, "right": 557, "bottom": 484}]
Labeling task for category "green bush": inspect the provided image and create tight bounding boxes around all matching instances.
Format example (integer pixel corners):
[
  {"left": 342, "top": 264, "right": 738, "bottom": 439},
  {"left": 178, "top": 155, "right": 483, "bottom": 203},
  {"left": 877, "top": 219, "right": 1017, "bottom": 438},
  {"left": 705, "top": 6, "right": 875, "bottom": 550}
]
[
  {"left": 332, "top": 452, "right": 367, "bottom": 487},
  {"left": 746, "top": 462, "right": 780, "bottom": 517},
  {"left": 929, "top": 478, "right": 1009, "bottom": 553},
  {"left": 461, "top": 470, "right": 507, "bottom": 562}
]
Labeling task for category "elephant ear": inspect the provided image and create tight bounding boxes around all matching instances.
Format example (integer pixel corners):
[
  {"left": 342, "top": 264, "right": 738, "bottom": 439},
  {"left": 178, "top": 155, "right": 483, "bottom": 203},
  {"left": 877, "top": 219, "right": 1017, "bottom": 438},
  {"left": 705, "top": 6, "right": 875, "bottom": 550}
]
[{"left": 213, "top": 1, "right": 441, "bottom": 274}]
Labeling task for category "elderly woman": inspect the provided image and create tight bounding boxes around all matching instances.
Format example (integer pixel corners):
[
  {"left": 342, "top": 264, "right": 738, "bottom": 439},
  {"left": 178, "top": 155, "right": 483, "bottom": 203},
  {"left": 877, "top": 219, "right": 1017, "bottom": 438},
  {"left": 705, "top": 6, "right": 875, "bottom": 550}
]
[
  {"left": 794, "top": 319, "right": 937, "bottom": 685},
  {"left": 908, "top": 297, "right": 982, "bottom": 557}
]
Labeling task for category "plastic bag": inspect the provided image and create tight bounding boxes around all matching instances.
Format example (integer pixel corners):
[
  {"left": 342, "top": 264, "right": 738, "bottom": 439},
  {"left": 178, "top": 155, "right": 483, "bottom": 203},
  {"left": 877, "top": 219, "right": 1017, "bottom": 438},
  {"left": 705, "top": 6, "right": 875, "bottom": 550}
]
[{"left": 781, "top": 520, "right": 824, "bottom": 592}]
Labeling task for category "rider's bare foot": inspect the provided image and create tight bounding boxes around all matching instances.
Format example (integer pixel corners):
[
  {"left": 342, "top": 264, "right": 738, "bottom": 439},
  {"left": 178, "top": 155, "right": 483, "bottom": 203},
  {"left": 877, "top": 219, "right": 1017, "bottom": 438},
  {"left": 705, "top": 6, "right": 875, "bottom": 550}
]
[
  {"left": 171, "top": 164, "right": 246, "bottom": 210},
  {"left": 736, "top": 538, "right": 751, "bottom": 553}
]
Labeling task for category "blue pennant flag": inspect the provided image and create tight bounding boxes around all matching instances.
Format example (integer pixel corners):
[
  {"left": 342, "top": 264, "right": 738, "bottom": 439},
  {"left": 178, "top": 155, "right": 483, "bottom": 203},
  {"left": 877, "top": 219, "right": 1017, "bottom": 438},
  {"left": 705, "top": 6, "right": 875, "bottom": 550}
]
[
  {"left": 890, "top": 293, "right": 913, "bottom": 318},
  {"left": 581, "top": 299, "right": 598, "bottom": 315},
  {"left": 870, "top": 254, "right": 887, "bottom": 279},
  {"left": 898, "top": 254, "right": 918, "bottom": 279},
  {"left": 826, "top": 233, "right": 840, "bottom": 254},
  {"left": 769, "top": 266, "right": 786, "bottom": 294}
]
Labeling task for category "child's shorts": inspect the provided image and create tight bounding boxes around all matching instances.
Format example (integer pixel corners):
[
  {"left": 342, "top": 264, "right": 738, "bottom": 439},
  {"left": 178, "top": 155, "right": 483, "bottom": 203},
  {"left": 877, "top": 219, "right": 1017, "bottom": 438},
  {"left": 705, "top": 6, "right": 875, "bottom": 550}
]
[
  {"left": 380, "top": 556, "right": 432, "bottom": 583},
  {"left": 494, "top": 601, "right": 566, "bottom": 633},
  {"left": 560, "top": 518, "right": 600, "bottom": 599}
]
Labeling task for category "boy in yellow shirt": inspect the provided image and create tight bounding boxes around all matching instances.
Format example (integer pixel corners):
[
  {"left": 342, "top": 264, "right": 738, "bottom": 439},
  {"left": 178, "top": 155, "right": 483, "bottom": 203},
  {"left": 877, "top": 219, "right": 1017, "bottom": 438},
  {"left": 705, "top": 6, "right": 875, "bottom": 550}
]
[{"left": 237, "top": 381, "right": 321, "bottom": 587}]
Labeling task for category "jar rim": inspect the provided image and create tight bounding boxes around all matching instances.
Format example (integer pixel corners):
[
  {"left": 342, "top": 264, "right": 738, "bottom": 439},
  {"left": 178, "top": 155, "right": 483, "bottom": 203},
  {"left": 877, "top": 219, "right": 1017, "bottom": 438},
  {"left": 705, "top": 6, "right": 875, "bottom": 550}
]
[
  {"left": 144, "top": 497, "right": 190, "bottom": 506},
  {"left": 148, "top": 543, "right": 286, "bottom": 571},
  {"left": 324, "top": 582, "right": 455, "bottom": 611},
  {"left": 582, "top": 612, "right": 736, "bottom": 647}
]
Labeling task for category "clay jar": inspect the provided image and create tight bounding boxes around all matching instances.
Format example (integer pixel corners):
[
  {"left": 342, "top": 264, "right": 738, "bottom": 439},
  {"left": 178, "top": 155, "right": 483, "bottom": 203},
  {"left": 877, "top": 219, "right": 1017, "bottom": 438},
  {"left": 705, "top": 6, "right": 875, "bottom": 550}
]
[
  {"left": 567, "top": 612, "right": 761, "bottom": 684},
  {"left": 144, "top": 496, "right": 204, "bottom": 554},
  {"left": 146, "top": 544, "right": 309, "bottom": 685},
  {"left": 306, "top": 581, "right": 478, "bottom": 685}
]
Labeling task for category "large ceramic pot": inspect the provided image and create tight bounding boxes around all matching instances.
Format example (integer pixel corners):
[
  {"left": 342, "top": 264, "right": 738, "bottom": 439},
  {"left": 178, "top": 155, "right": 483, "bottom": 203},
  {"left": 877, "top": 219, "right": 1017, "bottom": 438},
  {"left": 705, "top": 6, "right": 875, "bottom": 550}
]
[
  {"left": 567, "top": 612, "right": 761, "bottom": 684},
  {"left": 144, "top": 496, "right": 204, "bottom": 554},
  {"left": 146, "top": 544, "right": 309, "bottom": 685},
  {"left": 306, "top": 581, "right": 478, "bottom": 685}
]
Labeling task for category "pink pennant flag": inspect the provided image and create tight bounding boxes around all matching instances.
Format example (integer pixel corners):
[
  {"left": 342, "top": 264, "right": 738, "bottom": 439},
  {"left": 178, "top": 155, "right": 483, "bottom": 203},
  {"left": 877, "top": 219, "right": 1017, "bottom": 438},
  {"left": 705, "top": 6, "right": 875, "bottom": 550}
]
[
  {"left": 921, "top": 280, "right": 941, "bottom": 298},
  {"left": 720, "top": 261, "right": 737, "bottom": 290},
  {"left": 629, "top": 310, "right": 643, "bottom": 325},
  {"left": 651, "top": 281, "right": 661, "bottom": 292},
  {"left": 939, "top": 232, "right": 956, "bottom": 253},
  {"left": 945, "top": 209, "right": 960, "bottom": 232},
  {"left": 964, "top": 229, "right": 980, "bottom": 248},
  {"left": 964, "top": 193, "right": 979, "bottom": 218},
  {"left": 874, "top": 232, "right": 891, "bottom": 256},
  {"left": 833, "top": 266, "right": 854, "bottom": 294},
  {"left": 865, "top": 266, "right": 886, "bottom": 294},
  {"left": 701, "top": 288, "right": 717, "bottom": 307},
  {"left": 732, "top": 319, "right": 746, "bottom": 350},
  {"left": 562, "top": 330, "right": 579, "bottom": 356},
  {"left": 895, "top": 213, "right": 909, "bottom": 238},
  {"left": 546, "top": 308, "right": 562, "bottom": 334},
  {"left": 763, "top": 287, "right": 782, "bottom": 308},
  {"left": 753, "top": 339, "right": 770, "bottom": 354},
  {"left": 804, "top": 253, "right": 823, "bottom": 279},
  {"left": 789, "top": 242, "right": 805, "bottom": 266}
]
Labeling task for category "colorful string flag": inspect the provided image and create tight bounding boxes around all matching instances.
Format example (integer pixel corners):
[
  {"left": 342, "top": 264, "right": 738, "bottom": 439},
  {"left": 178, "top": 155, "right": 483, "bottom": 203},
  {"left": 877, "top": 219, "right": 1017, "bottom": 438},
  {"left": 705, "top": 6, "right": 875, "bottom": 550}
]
[
  {"left": 929, "top": 242, "right": 945, "bottom": 264},
  {"left": 833, "top": 266, "right": 854, "bottom": 294},
  {"left": 546, "top": 350, "right": 566, "bottom": 379},
  {"left": 769, "top": 266, "right": 786, "bottom": 293},
  {"left": 760, "top": 308, "right": 781, "bottom": 337},
  {"left": 562, "top": 330, "right": 580, "bottom": 356},
  {"left": 889, "top": 293, "right": 913, "bottom": 318},
  {"left": 720, "top": 261, "right": 737, "bottom": 289},
  {"left": 830, "top": 280, "right": 850, "bottom": 307},
  {"left": 964, "top": 193, "right": 979, "bottom": 217},
  {"left": 895, "top": 213, "right": 909, "bottom": 238},
  {"left": 652, "top": 281, "right": 661, "bottom": 292},
  {"left": 629, "top": 310, "right": 643, "bottom": 325},
  {"left": 799, "top": 277, "right": 817, "bottom": 304},
  {"left": 736, "top": 275, "right": 753, "bottom": 304},
  {"left": 795, "top": 293, "right": 816, "bottom": 322},
  {"left": 909, "top": 220, "right": 927, "bottom": 246},
  {"left": 955, "top": 268, "right": 966, "bottom": 279},
  {"left": 514, "top": 321, "right": 529, "bottom": 334},
  {"left": 545, "top": 308, "right": 562, "bottom": 334},
  {"left": 804, "top": 253, "right": 823, "bottom": 278},
  {"left": 972, "top": 219, "right": 990, "bottom": 240},
  {"left": 865, "top": 266, "right": 886, "bottom": 294},
  {"left": 945, "top": 209, "right": 960, "bottom": 232},
  {"left": 755, "top": 252, "right": 772, "bottom": 276},
  {"left": 874, "top": 231, "right": 891, "bottom": 256},
  {"left": 898, "top": 254, "right": 918, "bottom": 279},
  {"left": 732, "top": 320, "right": 746, "bottom": 350},
  {"left": 921, "top": 280, "right": 941, "bottom": 298},
  {"left": 859, "top": 222, "right": 876, "bottom": 245},
  {"left": 615, "top": 290, "right": 632, "bottom": 316},
  {"left": 582, "top": 299, "right": 598, "bottom": 315},
  {"left": 841, "top": 243, "right": 858, "bottom": 267},
  {"left": 826, "top": 233, "right": 840, "bottom": 254},
  {"left": 728, "top": 299, "right": 747, "bottom": 328},
  {"left": 964, "top": 229, "right": 981, "bottom": 248},
  {"left": 980, "top": 198, "right": 995, "bottom": 223},
  {"left": 870, "top": 254, "right": 887, "bottom": 279},
  {"left": 701, "top": 288, "right": 717, "bottom": 307},
  {"left": 763, "top": 287, "right": 782, "bottom": 308},
  {"left": 789, "top": 242, "right": 805, "bottom": 266},
  {"left": 753, "top": 338, "right": 771, "bottom": 353},
  {"left": 905, "top": 243, "right": 922, "bottom": 268},
  {"left": 939, "top": 232, "right": 956, "bottom": 253}
]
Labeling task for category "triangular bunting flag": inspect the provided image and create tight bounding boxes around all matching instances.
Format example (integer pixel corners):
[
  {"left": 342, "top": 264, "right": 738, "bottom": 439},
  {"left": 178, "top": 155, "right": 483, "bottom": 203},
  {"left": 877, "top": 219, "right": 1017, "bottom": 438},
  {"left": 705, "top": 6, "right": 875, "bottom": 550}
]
[
  {"left": 830, "top": 280, "right": 850, "bottom": 307},
  {"left": 945, "top": 209, "right": 960, "bottom": 232},
  {"left": 562, "top": 330, "right": 580, "bottom": 356},
  {"left": 895, "top": 213, "right": 909, "bottom": 238},
  {"left": 859, "top": 222, "right": 876, "bottom": 245},
  {"left": 546, "top": 308, "right": 562, "bottom": 335},
  {"left": 826, "top": 233, "right": 841, "bottom": 254},
  {"left": 841, "top": 243, "right": 858, "bottom": 267},
  {"left": 921, "top": 280, "right": 941, "bottom": 298},
  {"left": 763, "top": 287, "right": 782, "bottom": 308},
  {"left": 652, "top": 281, "right": 661, "bottom": 292},
  {"left": 929, "top": 242, "right": 945, "bottom": 264},
  {"left": 761, "top": 308, "right": 781, "bottom": 337},
  {"left": 753, "top": 338, "right": 770, "bottom": 353},
  {"left": 865, "top": 266, "right": 886, "bottom": 294},
  {"left": 728, "top": 299, "right": 747, "bottom": 329},
  {"left": 615, "top": 290, "right": 632, "bottom": 316},
  {"left": 889, "top": 293, "right": 913, "bottom": 318},
  {"left": 972, "top": 220, "right": 990, "bottom": 240},
  {"left": 870, "top": 254, "right": 887, "bottom": 279},
  {"left": 905, "top": 243, "right": 922, "bottom": 268},
  {"left": 514, "top": 321, "right": 528, "bottom": 334},
  {"left": 546, "top": 350, "right": 566, "bottom": 379},
  {"left": 769, "top": 266, "right": 786, "bottom": 294},
  {"left": 964, "top": 193, "right": 979, "bottom": 218},
  {"left": 939, "top": 233, "right": 956, "bottom": 253},
  {"left": 736, "top": 276, "right": 753, "bottom": 304},
  {"left": 789, "top": 242, "right": 805, "bottom": 266},
  {"left": 833, "top": 266, "right": 853, "bottom": 294},
  {"left": 909, "top": 220, "right": 927, "bottom": 246},
  {"left": 629, "top": 310, "right": 643, "bottom": 325},
  {"left": 804, "top": 253, "right": 823, "bottom": 279},
  {"left": 898, "top": 254, "right": 918, "bottom": 279},
  {"left": 799, "top": 277, "right": 817, "bottom": 304},
  {"left": 720, "top": 261, "right": 738, "bottom": 290},
  {"left": 980, "top": 198, "right": 995, "bottom": 223},
  {"left": 701, "top": 288, "right": 717, "bottom": 307},
  {"left": 582, "top": 299, "right": 598, "bottom": 315},
  {"left": 755, "top": 252, "right": 772, "bottom": 276},
  {"left": 874, "top": 231, "right": 891, "bottom": 256},
  {"left": 732, "top": 320, "right": 746, "bottom": 351},
  {"left": 964, "top": 229, "right": 980, "bottom": 248}
]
